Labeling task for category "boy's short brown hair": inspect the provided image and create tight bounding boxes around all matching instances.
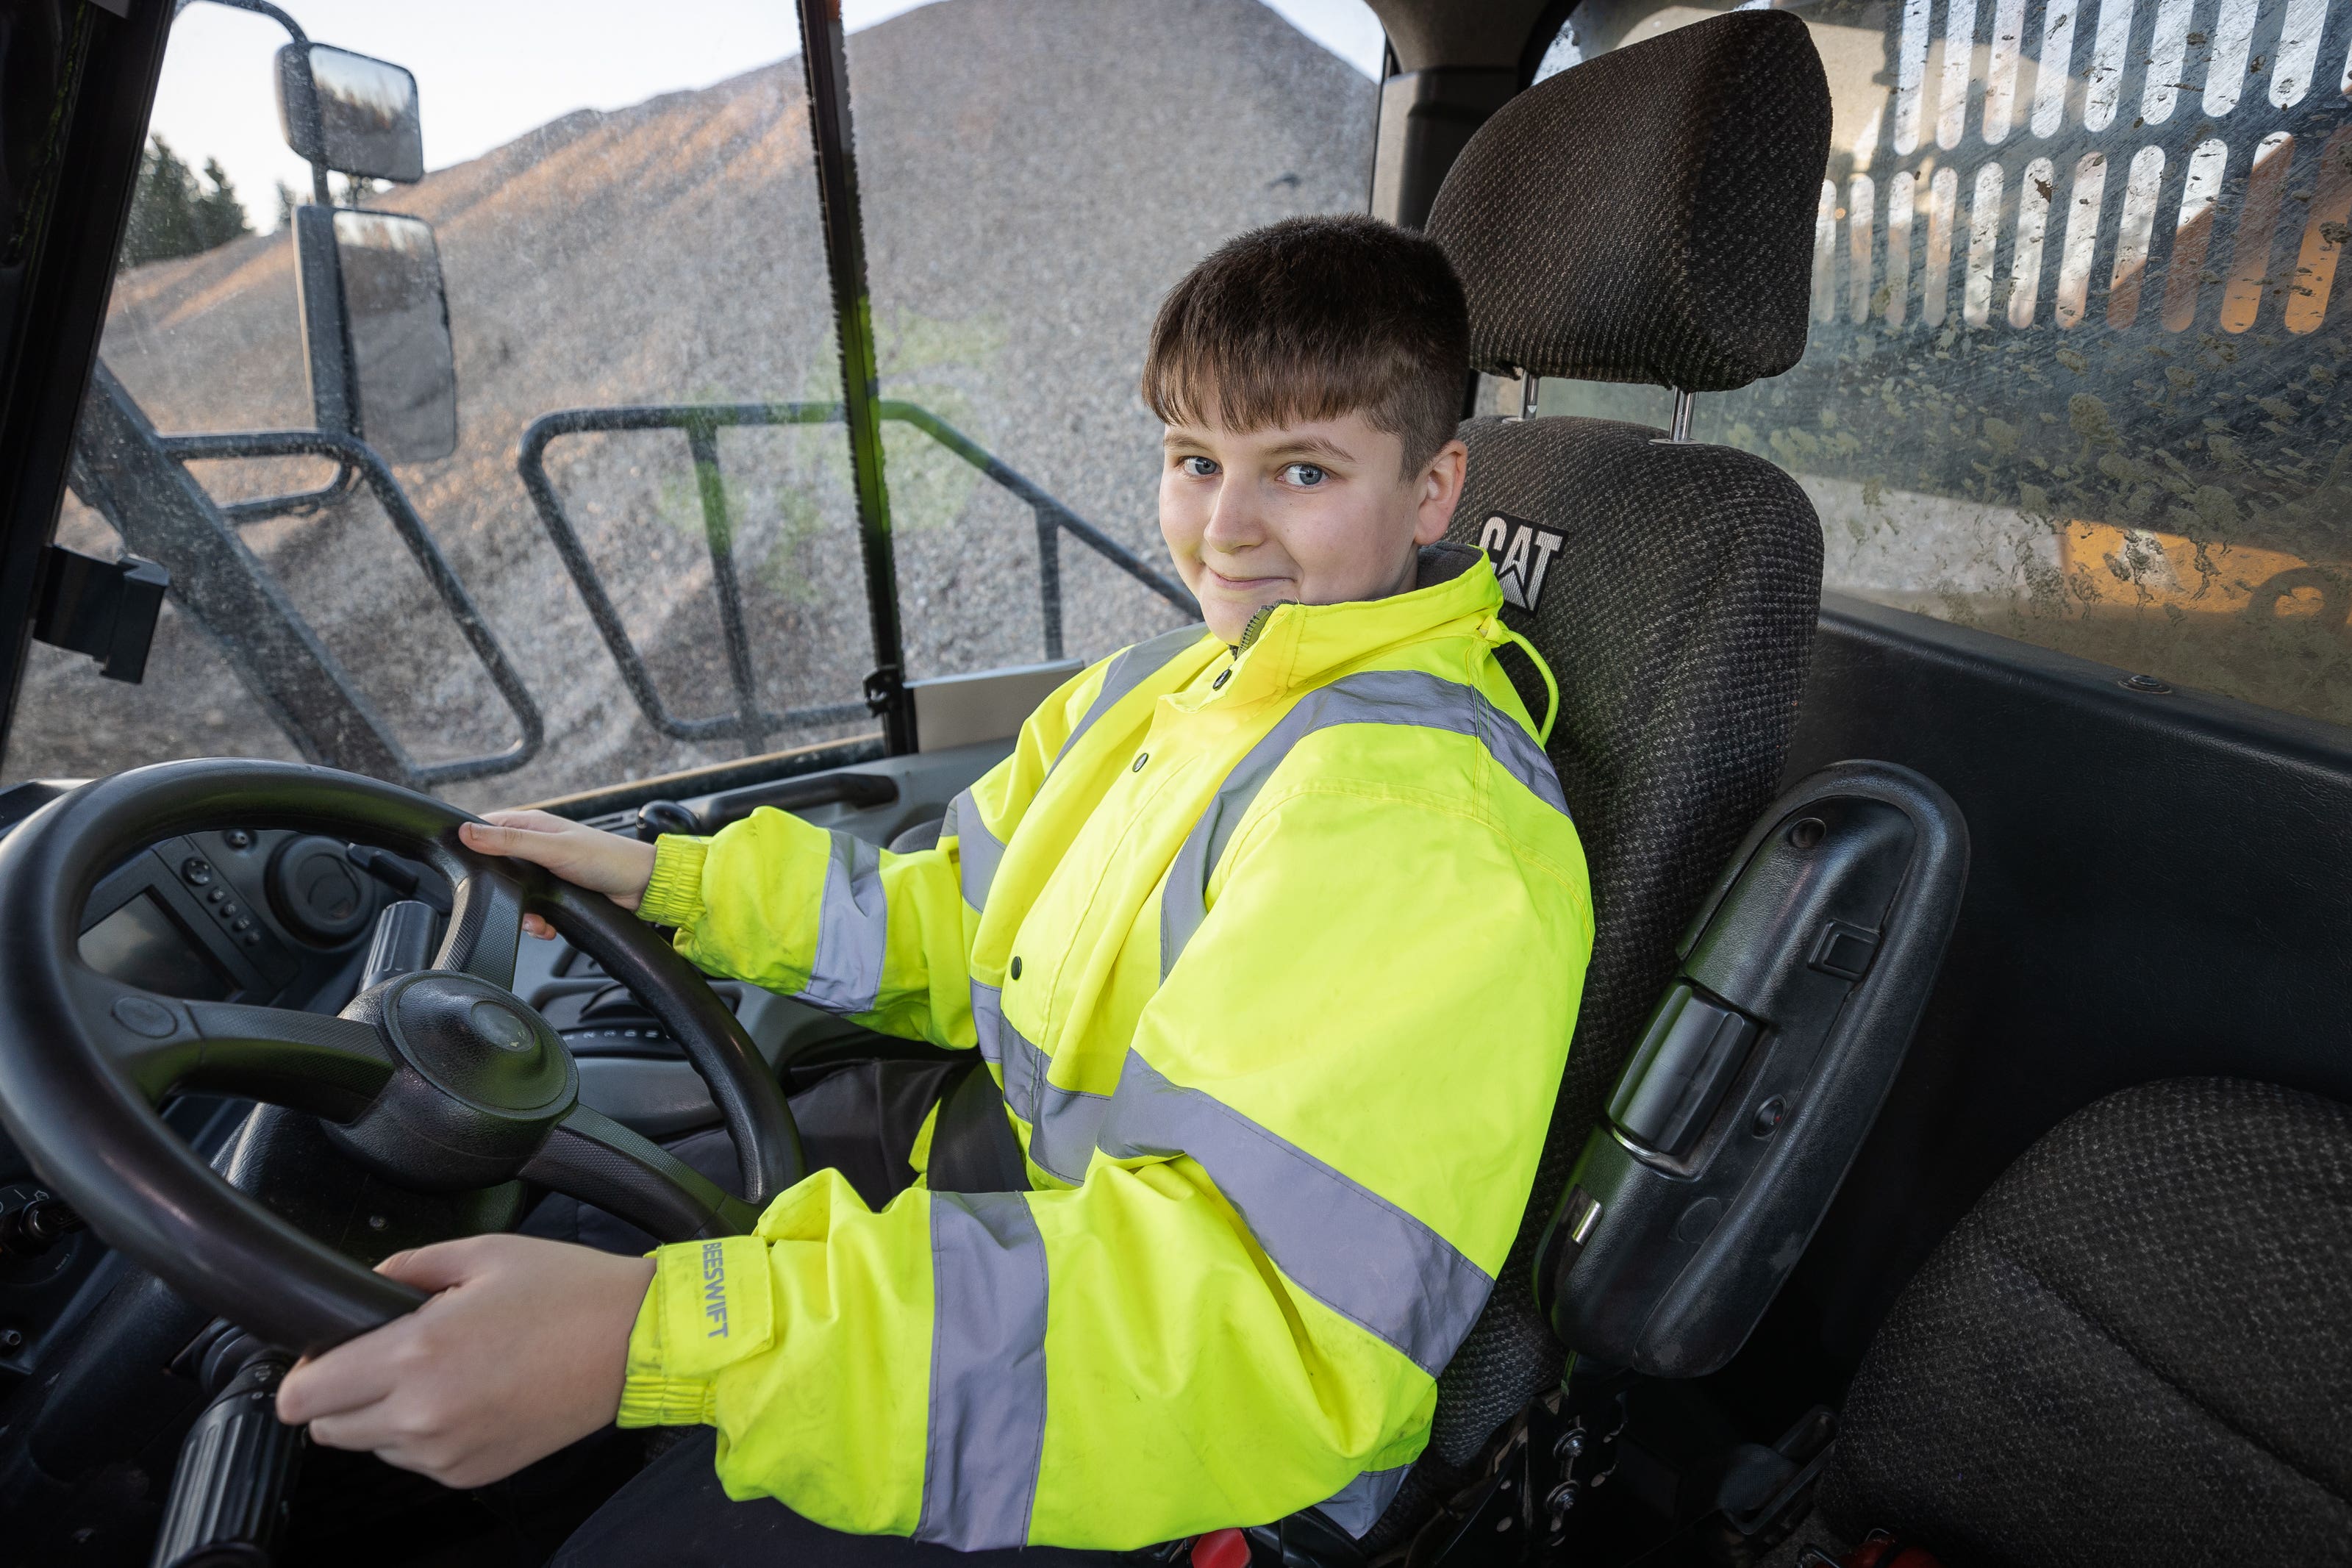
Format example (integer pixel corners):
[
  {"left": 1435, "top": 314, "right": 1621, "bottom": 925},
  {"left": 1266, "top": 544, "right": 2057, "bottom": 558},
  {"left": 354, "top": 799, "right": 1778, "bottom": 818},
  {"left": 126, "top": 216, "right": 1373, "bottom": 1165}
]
[{"left": 1142, "top": 214, "right": 1470, "bottom": 478}]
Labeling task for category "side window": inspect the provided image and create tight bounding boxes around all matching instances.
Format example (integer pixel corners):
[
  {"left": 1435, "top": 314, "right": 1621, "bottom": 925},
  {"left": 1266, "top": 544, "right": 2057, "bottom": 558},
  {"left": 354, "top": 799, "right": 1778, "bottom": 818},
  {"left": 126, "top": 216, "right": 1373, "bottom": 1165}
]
[
  {"left": 1534, "top": 0, "right": 2352, "bottom": 729},
  {"left": 847, "top": 1, "right": 1383, "bottom": 679}
]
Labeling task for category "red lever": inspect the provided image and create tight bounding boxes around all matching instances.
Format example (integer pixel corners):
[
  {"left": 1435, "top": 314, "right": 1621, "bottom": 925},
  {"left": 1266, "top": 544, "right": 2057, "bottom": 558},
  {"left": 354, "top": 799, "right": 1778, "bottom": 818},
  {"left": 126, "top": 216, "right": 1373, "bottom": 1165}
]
[
  {"left": 1191, "top": 1528, "right": 1250, "bottom": 1568},
  {"left": 1845, "top": 1531, "right": 1944, "bottom": 1568}
]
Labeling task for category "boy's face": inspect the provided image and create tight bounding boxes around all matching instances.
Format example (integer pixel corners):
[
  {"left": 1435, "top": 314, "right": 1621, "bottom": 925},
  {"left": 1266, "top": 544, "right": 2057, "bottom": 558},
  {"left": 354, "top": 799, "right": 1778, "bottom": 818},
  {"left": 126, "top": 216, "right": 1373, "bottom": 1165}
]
[{"left": 1159, "top": 409, "right": 1469, "bottom": 645}]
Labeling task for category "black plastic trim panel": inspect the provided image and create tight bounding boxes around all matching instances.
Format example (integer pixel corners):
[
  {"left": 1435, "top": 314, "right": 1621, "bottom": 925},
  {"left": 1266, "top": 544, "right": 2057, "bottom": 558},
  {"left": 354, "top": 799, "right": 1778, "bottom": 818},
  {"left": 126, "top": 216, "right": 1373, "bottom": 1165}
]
[{"left": 1737, "top": 593, "right": 2352, "bottom": 1387}]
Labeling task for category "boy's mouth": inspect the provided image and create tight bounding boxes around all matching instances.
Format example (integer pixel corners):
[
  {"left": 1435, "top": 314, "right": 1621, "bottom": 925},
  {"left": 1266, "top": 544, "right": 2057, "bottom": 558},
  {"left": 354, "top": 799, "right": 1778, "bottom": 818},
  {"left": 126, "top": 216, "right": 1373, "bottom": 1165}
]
[{"left": 1201, "top": 564, "right": 1292, "bottom": 594}]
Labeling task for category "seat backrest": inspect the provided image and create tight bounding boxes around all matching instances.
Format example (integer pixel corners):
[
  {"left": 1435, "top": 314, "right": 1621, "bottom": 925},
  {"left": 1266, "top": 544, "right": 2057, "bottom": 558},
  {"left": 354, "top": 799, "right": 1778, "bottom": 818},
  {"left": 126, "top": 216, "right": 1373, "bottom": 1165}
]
[{"left": 1402, "top": 8, "right": 1834, "bottom": 1502}]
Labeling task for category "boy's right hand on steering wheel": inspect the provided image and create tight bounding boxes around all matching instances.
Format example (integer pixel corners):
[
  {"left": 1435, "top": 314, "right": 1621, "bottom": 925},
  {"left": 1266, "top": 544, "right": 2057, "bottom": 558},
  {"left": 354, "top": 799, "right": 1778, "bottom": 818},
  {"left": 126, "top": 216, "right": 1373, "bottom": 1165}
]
[{"left": 458, "top": 809, "right": 661, "bottom": 940}]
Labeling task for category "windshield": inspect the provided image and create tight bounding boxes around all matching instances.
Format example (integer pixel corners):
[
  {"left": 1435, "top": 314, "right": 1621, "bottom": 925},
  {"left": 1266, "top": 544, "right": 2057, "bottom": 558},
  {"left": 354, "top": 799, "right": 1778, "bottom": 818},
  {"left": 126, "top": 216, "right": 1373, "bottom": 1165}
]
[{"left": 9, "top": 0, "right": 1379, "bottom": 806}]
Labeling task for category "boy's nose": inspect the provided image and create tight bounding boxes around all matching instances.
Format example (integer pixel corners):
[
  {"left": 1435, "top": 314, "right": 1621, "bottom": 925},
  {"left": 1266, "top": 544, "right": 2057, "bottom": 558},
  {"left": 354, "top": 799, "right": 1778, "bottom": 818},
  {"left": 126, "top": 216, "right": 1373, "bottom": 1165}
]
[{"left": 1201, "top": 482, "right": 1262, "bottom": 550}]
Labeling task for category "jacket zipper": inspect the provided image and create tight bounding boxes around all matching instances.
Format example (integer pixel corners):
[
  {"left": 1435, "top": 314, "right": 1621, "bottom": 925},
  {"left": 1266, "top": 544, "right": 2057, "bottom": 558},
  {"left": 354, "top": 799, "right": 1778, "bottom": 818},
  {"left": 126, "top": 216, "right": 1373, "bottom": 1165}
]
[{"left": 1237, "top": 601, "right": 1290, "bottom": 654}]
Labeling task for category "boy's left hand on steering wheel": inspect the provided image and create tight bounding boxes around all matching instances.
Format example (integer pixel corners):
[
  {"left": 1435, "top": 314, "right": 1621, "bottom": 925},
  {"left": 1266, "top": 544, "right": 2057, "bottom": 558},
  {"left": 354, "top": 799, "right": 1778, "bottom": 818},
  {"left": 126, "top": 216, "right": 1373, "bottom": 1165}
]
[
  {"left": 459, "top": 810, "right": 661, "bottom": 940},
  {"left": 276, "top": 1234, "right": 655, "bottom": 1489}
]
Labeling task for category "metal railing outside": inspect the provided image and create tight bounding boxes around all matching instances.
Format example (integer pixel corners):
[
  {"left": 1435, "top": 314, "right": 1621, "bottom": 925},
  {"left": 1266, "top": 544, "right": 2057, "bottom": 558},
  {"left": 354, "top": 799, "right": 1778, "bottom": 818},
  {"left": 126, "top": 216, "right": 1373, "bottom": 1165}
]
[
  {"left": 153, "top": 426, "right": 545, "bottom": 787},
  {"left": 517, "top": 400, "right": 1194, "bottom": 756}
]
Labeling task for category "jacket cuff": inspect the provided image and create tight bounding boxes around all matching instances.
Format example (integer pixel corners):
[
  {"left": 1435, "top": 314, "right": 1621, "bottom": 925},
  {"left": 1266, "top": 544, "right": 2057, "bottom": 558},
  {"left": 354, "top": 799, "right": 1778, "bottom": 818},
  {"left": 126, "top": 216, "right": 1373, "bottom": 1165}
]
[
  {"left": 635, "top": 835, "right": 711, "bottom": 928},
  {"left": 617, "top": 1373, "right": 718, "bottom": 1428},
  {"left": 616, "top": 1236, "right": 776, "bottom": 1429}
]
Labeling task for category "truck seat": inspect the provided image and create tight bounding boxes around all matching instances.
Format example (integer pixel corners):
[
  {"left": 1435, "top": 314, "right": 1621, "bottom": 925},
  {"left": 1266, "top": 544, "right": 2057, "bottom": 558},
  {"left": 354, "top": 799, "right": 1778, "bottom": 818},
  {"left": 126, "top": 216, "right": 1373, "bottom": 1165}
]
[
  {"left": 1820, "top": 1077, "right": 2352, "bottom": 1562},
  {"left": 1381, "top": 11, "right": 1835, "bottom": 1534}
]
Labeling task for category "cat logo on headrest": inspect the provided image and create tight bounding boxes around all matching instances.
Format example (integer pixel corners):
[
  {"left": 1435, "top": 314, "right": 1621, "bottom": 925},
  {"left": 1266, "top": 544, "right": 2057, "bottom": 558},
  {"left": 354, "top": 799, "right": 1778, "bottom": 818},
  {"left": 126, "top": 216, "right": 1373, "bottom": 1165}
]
[{"left": 1477, "top": 513, "right": 1565, "bottom": 614}]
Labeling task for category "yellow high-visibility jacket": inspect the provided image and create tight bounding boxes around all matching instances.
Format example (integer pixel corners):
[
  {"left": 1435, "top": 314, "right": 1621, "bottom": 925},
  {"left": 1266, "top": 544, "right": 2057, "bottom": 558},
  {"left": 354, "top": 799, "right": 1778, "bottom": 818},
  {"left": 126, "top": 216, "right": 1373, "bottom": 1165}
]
[{"left": 619, "top": 545, "right": 1593, "bottom": 1550}]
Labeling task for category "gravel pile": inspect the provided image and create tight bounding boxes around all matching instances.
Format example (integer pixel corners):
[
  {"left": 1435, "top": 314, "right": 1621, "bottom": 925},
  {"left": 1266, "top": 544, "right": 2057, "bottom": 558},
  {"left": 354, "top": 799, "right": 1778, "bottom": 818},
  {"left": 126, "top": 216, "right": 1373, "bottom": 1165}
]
[{"left": 14, "top": 0, "right": 1372, "bottom": 806}]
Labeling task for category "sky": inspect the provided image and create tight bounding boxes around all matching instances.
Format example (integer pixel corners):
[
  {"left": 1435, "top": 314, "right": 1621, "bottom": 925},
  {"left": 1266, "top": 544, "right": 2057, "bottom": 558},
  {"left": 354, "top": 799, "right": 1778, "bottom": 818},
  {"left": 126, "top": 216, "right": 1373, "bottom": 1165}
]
[{"left": 148, "top": 0, "right": 1387, "bottom": 229}]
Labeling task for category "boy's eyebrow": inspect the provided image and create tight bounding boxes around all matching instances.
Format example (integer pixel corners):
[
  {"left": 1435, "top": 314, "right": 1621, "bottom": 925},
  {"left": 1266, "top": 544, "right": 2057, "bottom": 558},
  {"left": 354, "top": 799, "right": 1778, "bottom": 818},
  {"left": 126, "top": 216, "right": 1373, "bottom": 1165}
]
[
  {"left": 1160, "top": 429, "right": 1362, "bottom": 465},
  {"left": 1264, "top": 434, "right": 1358, "bottom": 466}
]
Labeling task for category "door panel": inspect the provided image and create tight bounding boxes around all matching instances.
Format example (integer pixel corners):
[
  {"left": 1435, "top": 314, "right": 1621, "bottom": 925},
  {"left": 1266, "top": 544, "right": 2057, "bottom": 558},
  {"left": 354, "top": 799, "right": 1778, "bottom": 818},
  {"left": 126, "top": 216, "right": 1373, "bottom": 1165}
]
[{"left": 1746, "top": 590, "right": 2352, "bottom": 1387}]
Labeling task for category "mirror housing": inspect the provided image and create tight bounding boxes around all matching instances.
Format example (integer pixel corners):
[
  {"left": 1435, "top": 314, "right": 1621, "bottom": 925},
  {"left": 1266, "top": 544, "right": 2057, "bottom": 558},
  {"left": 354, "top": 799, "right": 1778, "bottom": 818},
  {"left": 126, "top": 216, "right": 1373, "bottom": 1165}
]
[
  {"left": 293, "top": 207, "right": 458, "bottom": 463},
  {"left": 275, "top": 43, "right": 424, "bottom": 185}
]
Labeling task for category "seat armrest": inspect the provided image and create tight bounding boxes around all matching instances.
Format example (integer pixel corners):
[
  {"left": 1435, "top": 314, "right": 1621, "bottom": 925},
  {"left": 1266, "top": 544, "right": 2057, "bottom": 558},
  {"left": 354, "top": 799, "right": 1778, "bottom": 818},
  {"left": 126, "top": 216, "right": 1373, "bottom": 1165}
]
[{"left": 1536, "top": 760, "right": 1968, "bottom": 1378}]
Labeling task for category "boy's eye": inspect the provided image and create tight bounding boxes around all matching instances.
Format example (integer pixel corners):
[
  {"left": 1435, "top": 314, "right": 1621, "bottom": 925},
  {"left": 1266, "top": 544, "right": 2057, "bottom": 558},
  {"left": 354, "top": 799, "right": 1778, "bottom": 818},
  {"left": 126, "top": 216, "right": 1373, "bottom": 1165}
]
[
  {"left": 1282, "top": 463, "right": 1328, "bottom": 487},
  {"left": 1179, "top": 456, "right": 1218, "bottom": 478}
]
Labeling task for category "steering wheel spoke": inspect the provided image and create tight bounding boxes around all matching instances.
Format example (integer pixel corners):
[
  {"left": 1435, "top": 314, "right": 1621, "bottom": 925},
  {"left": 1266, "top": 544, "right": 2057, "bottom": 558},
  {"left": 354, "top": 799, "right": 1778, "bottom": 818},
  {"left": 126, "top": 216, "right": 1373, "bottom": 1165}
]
[
  {"left": 71, "top": 967, "right": 396, "bottom": 1118},
  {"left": 70, "top": 968, "right": 207, "bottom": 1101},
  {"left": 435, "top": 867, "right": 524, "bottom": 990},
  {"left": 523, "top": 1103, "right": 759, "bottom": 1242},
  {"left": 179, "top": 1001, "right": 396, "bottom": 1121}
]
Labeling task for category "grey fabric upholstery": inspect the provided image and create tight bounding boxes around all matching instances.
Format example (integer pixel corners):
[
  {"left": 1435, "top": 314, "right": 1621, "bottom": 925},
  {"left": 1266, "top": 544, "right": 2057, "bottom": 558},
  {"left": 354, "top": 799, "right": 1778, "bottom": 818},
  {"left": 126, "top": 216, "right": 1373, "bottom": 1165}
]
[
  {"left": 1354, "top": 16, "right": 1831, "bottom": 1555},
  {"left": 1821, "top": 1078, "right": 2352, "bottom": 1564},
  {"left": 888, "top": 816, "right": 945, "bottom": 853},
  {"left": 1426, "top": 10, "right": 1830, "bottom": 393}
]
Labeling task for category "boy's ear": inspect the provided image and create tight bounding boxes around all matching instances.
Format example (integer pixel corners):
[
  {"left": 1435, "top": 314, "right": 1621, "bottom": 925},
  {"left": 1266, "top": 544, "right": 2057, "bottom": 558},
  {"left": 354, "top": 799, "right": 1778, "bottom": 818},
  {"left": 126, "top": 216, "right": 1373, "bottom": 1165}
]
[{"left": 1414, "top": 439, "right": 1470, "bottom": 545}]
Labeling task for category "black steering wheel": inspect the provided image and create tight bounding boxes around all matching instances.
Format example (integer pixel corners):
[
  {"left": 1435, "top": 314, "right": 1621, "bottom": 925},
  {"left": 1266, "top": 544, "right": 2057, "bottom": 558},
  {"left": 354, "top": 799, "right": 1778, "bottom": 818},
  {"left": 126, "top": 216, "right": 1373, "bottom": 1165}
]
[{"left": 0, "top": 759, "right": 803, "bottom": 1355}]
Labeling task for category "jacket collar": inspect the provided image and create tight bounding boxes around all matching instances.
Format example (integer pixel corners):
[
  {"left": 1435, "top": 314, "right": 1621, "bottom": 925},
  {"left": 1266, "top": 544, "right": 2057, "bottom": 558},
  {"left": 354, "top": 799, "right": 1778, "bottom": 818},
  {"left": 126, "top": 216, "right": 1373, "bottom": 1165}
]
[{"left": 1187, "top": 543, "right": 1501, "bottom": 708}]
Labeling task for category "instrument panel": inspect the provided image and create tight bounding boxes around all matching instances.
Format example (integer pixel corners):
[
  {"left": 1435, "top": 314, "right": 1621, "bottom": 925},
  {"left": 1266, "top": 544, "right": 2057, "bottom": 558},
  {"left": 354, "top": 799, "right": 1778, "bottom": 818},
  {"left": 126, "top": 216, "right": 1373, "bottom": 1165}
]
[{"left": 76, "top": 828, "right": 418, "bottom": 1006}]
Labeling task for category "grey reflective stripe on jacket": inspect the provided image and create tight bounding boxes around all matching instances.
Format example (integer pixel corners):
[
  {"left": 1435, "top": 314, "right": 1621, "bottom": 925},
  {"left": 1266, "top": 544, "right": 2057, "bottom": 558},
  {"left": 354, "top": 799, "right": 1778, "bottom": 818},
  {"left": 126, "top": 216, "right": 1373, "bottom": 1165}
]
[
  {"left": 1095, "top": 1050, "right": 1493, "bottom": 1377},
  {"left": 1316, "top": 1466, "right": 1412, "bottom": 1537},
  {"left": 915, "top": 1128, "right": 1424, "bottom": 1547},
  {"left": 1161, "top": 667, "right": 1569, "bottom": 980},
  {"left": 976, "top": 984, "right": 1493, "bottom": 1369},
  {"left": 946, "top": 787, "right": 1004, "bottom": 914},
  {"left": 797, "top": 831, "right": 888, "bottom": 1013},
  {"left": 1051, "top": 622, "right": 1207, "bottom": 770},
  {"left": 970, "top": 978, "right": 1103, "bottom": 1185},
  {"left": 917, "top": 1191, "right": 1048, "bottom": 1549}
]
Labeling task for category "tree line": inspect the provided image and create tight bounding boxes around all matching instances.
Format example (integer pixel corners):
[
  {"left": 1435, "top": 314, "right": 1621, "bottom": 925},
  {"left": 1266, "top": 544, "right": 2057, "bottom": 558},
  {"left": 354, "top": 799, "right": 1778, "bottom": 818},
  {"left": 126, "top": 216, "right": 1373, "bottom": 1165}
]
[
  {"left": 120, "top": 137, "right": 394, "bottom": 270},
  {"left": 119, "top": 136, "right": 258, "bottom": 268}
]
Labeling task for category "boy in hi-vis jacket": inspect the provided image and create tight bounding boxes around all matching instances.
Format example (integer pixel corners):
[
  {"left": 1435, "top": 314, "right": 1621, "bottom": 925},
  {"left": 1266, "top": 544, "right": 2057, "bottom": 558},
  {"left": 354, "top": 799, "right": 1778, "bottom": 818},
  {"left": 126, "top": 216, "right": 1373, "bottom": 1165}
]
[{"left": 278, "top": 214, "right": 1594, "bottom": 1567}]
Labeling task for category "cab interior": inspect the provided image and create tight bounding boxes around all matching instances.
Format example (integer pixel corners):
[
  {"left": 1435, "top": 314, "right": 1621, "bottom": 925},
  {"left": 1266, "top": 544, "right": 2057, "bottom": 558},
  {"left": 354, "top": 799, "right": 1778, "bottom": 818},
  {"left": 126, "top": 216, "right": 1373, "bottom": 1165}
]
[{"left": 0, "top": 0, "right": 2344, "bottom": 1564}]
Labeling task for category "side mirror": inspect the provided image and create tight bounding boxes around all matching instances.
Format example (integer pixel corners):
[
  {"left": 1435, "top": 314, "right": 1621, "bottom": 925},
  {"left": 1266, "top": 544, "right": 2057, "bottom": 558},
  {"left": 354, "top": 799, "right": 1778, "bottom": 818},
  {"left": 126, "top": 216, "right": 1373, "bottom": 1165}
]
[
  {"left": 274, "top": 43, "right": 425, "bottom": 185},
  {"left": 293, "top": 207, "right": 458, "bottom": 463}
]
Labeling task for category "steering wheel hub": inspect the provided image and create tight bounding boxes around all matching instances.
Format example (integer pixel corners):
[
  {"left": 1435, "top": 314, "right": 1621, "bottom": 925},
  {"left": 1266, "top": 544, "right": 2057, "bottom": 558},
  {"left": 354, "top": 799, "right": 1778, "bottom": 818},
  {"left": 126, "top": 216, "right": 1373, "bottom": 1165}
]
[
  {"left": 326, "top": 973, "right": 579, "bottom": 1192},
  {"left": 389, "top": 975, "right": 569, "bottom": 1111}
]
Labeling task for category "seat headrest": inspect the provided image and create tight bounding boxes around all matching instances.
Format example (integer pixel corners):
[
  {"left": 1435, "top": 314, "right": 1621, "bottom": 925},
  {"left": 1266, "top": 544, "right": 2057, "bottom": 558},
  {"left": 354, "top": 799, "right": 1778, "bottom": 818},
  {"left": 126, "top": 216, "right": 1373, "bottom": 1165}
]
[{"left": 1426, "top": 10, "right": 1831, "bottom": 394}]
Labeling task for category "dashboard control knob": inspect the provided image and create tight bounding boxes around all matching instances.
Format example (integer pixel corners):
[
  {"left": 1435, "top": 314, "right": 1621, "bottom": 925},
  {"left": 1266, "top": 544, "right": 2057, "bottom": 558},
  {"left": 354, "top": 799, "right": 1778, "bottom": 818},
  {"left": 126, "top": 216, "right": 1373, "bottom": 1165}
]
[
  {"left": 635, "top": 799, "right": 701, "bottom": 842},
  {"left": 265, "top": 835, "right": 373, "bottom": 945}
]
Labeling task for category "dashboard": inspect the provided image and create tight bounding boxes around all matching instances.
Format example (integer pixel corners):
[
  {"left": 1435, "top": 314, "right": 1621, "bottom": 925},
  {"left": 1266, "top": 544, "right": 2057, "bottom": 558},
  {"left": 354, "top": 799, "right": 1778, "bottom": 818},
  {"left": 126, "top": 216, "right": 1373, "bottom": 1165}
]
[{"left": 78, "top": 826, "right": 397, "bottom": 1006}]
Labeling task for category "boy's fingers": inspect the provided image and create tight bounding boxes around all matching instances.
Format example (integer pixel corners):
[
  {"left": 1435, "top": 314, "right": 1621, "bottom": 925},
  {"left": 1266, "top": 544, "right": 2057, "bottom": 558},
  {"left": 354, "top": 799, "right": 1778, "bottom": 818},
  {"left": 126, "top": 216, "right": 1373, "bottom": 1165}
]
[
  {"left": 278, "top": 1335, "right": 404, "bottom": 1424},
  {"left": 477, "top": 809, "right": 569, "bottom": 833},
  {"left": 304, "top": 1400, "right": 432, "bottom": 1460},
  {"left": 523, "top": 913, "right": 557, "bottom": 940},
  {"left": 457, "top": 821, "right": 560, "bottom": 864},
  {"left": 376, "top": 1237, "right": 492, "bottom": 1295},
  {"left": 303, "top": 1407, "right": 391, "bottom": 1451}
]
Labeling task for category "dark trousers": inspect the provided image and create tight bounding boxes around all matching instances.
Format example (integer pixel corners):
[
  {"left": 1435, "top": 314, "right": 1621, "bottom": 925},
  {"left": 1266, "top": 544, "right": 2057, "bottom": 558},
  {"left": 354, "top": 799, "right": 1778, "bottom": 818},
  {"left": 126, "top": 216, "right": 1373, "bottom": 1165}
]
[
  {"left": 551, "top": 1429, "right": 1120, "bottom": 1567},
  {"left": 542, "top": 1058, "right": 1115, "bottom": 1565}
]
